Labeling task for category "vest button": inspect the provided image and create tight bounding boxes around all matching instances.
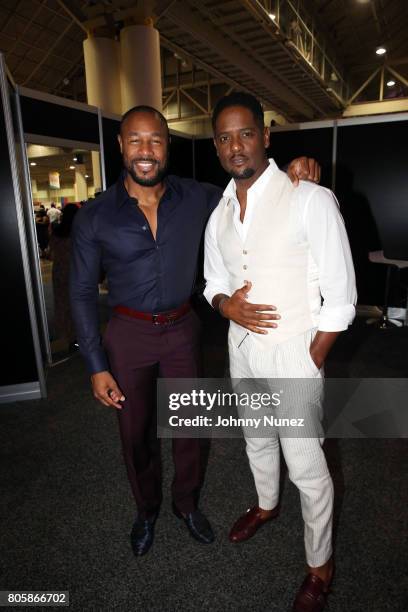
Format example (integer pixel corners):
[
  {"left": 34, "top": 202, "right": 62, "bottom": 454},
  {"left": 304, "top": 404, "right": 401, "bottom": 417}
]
[{"left": 243, "top": 265, "right": 248, "bottom": 270}]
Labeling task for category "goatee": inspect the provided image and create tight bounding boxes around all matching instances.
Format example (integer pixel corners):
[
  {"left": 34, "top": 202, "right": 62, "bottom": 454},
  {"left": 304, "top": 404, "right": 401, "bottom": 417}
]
[
  {"left": 229, "top": 167, "right": 255, "bottom": 180},
  {"left": 125, "top": 156, "right": 169, "bottom": 187}
]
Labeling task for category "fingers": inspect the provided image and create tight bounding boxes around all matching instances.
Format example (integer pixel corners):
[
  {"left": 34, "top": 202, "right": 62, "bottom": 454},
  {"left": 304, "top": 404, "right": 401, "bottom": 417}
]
[
  {"left": 287, "top": 167, "right": 299, "bottom": 187},
  {"left": 244, "top": 304, "right": 278, "bottom": 313},
  {"left": 94, "top": 386, "right": 126, "bottom": 410},
  {"left": 244, "top": 324, "right": 272, "bottom": 335},
  {"left": 306, "top": 159, "right": 321, "bottom": 184},
  {"left": 236, "top": 280, "right": 252, "bottom": 297},
  {"left": 91, "top": 372, "right": 126, "bottom": 410}
]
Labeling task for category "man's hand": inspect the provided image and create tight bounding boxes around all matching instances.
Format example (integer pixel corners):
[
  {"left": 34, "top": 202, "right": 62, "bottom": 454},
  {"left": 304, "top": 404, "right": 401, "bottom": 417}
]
[
  {"left": 309, "top": 331, "right": 340, "bottom": 370},
  {"left": 287, "top": 157, "right": 321, "bottom": 187},
  {"left": 91, "top": 371, "right": 126, "bottom": 410},
  {"left": 215, "top": 282, "right": 280, "bottom": 334}
]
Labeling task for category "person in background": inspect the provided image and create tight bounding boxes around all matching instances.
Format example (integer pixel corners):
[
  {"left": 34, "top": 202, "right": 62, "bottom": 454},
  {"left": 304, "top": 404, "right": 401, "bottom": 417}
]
[
  {"left": 49, "top": 203, "right": 79, "bottom": 352},
  {"left": 47, "top": 203, "right": 62, "bottom": 228},
  {"left": 35, "top": 205, "right": 50, "bottom": 258}
]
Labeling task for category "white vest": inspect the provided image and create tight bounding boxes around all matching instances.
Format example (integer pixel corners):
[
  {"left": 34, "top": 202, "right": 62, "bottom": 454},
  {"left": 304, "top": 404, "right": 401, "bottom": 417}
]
[{"left": 216, "top": 169, "right": 319, "bottom": 349}]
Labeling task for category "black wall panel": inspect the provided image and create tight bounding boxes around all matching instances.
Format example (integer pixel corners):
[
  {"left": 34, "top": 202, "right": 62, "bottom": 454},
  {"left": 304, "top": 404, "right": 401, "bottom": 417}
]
[
  {"left": 268, "top": 128, "right": 333, "bottom": 189},
  {"left": 337, "top": 121, "right": 408, "bottom": 304},
  {"left": 102, "top": 117, "right": 122, "bottom": 188},
  {"left": 194, "top": 138, "right": 229, "bottom": 188},
  {"left": 20, "top": 96, "right": 99, "bottom": 144},
  {"left": 0, "top": 90, "right": 38, "bottom": 385},
  {"left": 168, "top": 134, "right": 194, "bottom": 178}
]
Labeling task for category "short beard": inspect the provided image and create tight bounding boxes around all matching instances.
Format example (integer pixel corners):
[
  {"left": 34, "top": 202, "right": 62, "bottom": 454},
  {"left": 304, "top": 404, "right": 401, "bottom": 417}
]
[
  {"left": 125, "top": 156, "right": 169, "bottom": 187},
  {"left": 229, "top": 167, "right": 255, "bottom": 180}
]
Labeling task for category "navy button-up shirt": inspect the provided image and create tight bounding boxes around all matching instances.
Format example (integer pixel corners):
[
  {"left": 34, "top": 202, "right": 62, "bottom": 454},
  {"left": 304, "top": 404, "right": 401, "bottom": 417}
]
[{"left": 70, "top": 173, "right": 222, "bottom": 374}]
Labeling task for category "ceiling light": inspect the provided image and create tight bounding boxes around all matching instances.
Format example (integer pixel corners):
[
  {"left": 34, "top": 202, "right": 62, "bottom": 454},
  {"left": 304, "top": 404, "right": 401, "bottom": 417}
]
[
  {"left": 387, "top": 80, "right": 396, "bottom": 87},
  {"left": 376, "top": 46, "right": 386, "bottom": 55},
  {"left": 69, "top": 165, "right": 75, "bottom": 170},
  {"left": 73, "top": 156, "right": 78, "bottom": 161},
  {"left": 268, "top": 13, "right": 276, "bottom": 20},
  {"left": 30, "top": 162, "right": 36, "bottom": 166}
]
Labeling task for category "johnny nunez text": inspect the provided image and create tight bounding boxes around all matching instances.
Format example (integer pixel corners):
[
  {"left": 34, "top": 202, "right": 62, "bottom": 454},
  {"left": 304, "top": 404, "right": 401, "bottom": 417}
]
[{"left": 168, "top": 415, "right": 305, "bottom": 428}]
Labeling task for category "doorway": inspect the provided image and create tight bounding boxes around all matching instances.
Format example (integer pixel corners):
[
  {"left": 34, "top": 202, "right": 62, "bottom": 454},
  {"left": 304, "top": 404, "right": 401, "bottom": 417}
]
[{"left": 26, "top": 141, "right": 103, "bottom": 359}]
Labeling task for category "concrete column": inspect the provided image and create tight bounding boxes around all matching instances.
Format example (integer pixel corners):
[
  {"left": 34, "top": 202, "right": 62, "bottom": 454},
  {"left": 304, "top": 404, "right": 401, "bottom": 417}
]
[
  {"left": 91, "top": 151, "right": 102, "bottom": 192},
  {"left": 74, "top": 164, "right": 88, "bottom": 202},
  {"left": 120, "top": 24, "right": 162, "bottom": 112},
  {"left": 83, "top": 36, "right": 122, "bottom": 115}
]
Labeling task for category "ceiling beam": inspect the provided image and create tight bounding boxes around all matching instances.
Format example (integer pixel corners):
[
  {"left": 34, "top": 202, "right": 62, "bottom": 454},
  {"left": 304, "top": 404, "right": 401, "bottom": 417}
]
[
  {"left": 163, "top": 1, "right": 315, "bottom": 118},
  {"left": 56, "top": 0, "right": 88, "bottom": 34},
  {"left": 160, "top": 35, "right": 293, "bottom": 118},
  {"left": 21, "top": 20, "right": 74, "bottom": 85}
]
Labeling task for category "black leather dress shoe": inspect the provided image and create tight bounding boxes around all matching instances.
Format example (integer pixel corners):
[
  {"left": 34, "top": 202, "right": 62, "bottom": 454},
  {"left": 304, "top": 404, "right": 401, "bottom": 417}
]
[
  {"left": 172, "top": 503, "right": 214, "bottom": 544},
  {"left": 130, "top": 513, "right": 158, "bottom": 557}
]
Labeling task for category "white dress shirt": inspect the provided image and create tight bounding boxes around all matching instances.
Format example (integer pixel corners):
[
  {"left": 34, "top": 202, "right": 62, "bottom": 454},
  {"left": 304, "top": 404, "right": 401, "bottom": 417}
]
[{"left": 204, "top": 159, "right": 357, "bottom": 332}]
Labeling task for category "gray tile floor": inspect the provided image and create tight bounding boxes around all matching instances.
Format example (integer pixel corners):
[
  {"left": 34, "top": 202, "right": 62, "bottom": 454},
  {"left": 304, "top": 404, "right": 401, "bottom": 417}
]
[{"left": 0, "top": 311, "right": 407, "bottom": 611}]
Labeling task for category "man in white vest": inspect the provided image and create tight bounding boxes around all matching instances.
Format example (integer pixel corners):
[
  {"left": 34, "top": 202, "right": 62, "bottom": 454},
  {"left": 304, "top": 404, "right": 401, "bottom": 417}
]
[{"left": 204, "top": 92, "right": 357, "bottom": 612}]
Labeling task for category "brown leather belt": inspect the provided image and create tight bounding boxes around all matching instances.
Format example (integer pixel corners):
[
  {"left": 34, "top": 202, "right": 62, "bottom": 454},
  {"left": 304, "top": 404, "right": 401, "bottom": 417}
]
[{"left": 114, "top": 302, "right": 191, "bottom": 325}]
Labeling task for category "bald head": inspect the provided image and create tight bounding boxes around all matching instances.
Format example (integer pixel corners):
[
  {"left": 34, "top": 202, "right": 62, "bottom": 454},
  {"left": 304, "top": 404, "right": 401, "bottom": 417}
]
[{"left": 120, "top": 105, "right": 170, "bottom": 141}]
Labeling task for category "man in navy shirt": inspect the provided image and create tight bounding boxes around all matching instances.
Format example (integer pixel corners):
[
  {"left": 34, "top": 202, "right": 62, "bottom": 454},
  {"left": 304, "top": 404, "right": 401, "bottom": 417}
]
[{"left": 70, "top": 105, "right": 320, "bottom": 557}]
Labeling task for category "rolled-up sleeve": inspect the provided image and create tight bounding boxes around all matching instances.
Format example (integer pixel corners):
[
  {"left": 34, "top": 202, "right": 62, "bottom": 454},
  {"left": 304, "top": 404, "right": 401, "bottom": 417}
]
[
  {"left": 303, "top": 186, "right": 357, "bottom": 331},
  {"left": 69, "top": 207, "right": 109, "bottom": 374},
  {"left": 203, "top": 207, "right": 231, "bottom": 307}
]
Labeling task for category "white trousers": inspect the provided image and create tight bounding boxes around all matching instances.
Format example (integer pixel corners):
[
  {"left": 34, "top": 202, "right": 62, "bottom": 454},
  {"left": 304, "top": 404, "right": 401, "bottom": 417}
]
[{"left": 229, "top": 328, "right": 333, "bottom": 567}]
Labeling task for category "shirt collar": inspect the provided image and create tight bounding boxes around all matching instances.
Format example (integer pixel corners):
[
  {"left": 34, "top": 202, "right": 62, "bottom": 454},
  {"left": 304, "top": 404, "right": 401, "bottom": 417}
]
[
  {"left": 115, "top": 170, "right": 182, "bottom": 209},
  {"left": 223, "top": 158, "right": 279, "bottom": 202}
]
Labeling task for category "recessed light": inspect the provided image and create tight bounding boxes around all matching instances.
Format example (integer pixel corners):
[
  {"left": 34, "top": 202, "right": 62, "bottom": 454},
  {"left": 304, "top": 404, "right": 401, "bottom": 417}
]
[
  {"left": 73, "top": 157, "right": 78, "bottom": 161},
  {"left": 30, "top": 162, "right": 36, "bottom": 166},
  {"left": 69, "top": 165, "right": 75, "bottom": 170},
  {"left": 376, "top": 46, "right": 386, "bottom": 55},
  {"left": 387, "top": 80, "right": 396, "bottom": 87}
]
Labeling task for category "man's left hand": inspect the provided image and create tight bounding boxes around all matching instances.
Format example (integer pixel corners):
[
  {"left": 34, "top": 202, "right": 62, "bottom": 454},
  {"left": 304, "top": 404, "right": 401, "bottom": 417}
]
[{"left": 287, "top": 157, "right": 321, "bottom": 187}]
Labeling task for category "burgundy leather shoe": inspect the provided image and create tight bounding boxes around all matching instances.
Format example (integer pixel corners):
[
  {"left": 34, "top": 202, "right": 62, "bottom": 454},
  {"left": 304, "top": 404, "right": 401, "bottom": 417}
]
[
  {"left": 292, "top": 574, "right": 330, "bottom": 612},
  {"left": 229, "top": 505, "right": 279, "bottom": 543}
]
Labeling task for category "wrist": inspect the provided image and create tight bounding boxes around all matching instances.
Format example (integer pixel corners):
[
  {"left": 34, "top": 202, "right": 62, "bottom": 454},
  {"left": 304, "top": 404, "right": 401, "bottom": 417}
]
[{"left": 218, "top": 296, "right": 229, "bottom": 317}]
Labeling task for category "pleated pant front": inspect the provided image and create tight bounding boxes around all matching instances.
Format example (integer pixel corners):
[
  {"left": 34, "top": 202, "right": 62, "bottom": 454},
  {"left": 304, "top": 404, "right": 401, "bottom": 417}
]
[{"left": 229, "top": 328, "right": 333, "bottom": 567}]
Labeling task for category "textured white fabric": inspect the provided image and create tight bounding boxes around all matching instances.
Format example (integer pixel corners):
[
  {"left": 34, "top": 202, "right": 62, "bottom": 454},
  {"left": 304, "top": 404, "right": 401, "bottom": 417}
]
[
  {"left": 204, "top": 159, "right": 357, "bottom": 332},
  {"left": 229, "top": 329, "right": 334, "bottom": 567}
]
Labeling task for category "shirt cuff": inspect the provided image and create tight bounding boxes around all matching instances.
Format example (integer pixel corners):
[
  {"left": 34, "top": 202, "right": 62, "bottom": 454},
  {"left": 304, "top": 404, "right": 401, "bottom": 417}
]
[
  {"left": 203, "top": 285, "right": 230, "bottom": 308},
  {"left": 318, "top": 304, "right": 356, "bottom": 332},
  {"left": 82, "top": 348, "right": 110, "bottom": 375}
]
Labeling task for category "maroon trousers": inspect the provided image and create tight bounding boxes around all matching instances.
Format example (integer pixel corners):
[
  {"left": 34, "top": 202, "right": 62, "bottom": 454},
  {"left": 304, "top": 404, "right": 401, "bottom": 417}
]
[{"left": 103, "top": 309, "right": 202, "bottom": 518}]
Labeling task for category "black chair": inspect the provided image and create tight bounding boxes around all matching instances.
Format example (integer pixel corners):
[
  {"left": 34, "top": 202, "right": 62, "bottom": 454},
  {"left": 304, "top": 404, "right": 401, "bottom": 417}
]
[
  {"left": 368, "top": 195, "right": 408, "bottom": 329},
  {"left": 368, "top": 251, "right": 408, "bottom": 328}
]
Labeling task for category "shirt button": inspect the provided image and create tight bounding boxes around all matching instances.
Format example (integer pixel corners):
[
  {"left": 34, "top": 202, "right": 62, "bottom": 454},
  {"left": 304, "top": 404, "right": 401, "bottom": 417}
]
[
  {"left": 243, "top": 250, "right": 248, "bottom": 255},
  {"left": 243, "top": 265, "right": 247, "bottom": 270}
]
